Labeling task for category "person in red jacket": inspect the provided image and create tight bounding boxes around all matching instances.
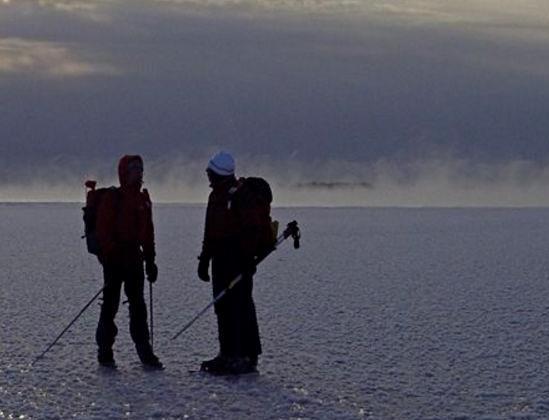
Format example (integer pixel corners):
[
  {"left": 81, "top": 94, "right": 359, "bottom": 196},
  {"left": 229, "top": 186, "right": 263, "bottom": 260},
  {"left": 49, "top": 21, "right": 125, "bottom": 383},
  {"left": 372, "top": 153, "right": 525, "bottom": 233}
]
[{"left": 95, "top": 155, "right": 162, "bottom": 369}]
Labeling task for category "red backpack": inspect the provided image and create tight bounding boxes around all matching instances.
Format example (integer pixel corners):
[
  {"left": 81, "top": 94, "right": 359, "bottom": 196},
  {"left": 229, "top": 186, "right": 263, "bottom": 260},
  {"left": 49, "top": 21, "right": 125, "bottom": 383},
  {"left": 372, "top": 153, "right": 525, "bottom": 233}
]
[{"left": 82, "top": 180, "right": 119, "bottom": 256}]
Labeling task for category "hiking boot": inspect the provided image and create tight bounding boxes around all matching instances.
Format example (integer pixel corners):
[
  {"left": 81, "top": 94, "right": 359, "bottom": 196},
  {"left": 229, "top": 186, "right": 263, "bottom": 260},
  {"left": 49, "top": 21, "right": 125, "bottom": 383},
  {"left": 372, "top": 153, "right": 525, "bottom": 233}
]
[
  {"left": 137, "top": 346, "right": 164, "bottom": 370},
  {"left": 226, "top": 357, "right": 258, "bottom": 375},
  {"left": 248, "top": 355, "right": 258, "bottom": 369},
  {"left": 200, "top": 355, "right": 229, "bottom": 374},
  {"left": 140, "top": 353, "right": 163, "bottom": 370},
  {"left": 98, "top": 349, "right": 117, "bottom": 369}
]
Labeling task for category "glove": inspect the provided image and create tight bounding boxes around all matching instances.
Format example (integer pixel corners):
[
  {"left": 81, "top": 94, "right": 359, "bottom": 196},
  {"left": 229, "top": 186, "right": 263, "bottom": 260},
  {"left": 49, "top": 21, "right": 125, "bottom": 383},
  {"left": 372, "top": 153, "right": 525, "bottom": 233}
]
[
  {"left": 197, "top": 255, "right": 210, "bottom": 282},
  {"left": 145, "top": 260, "right": 158, "bottom": 283}
]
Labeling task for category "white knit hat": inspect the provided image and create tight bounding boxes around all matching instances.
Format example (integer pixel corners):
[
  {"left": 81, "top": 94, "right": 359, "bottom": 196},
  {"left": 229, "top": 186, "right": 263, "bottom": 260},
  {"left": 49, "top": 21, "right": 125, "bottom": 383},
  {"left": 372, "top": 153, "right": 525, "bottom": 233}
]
[{"left": 207, "top": 151, "right": 235, "bottom": 176}]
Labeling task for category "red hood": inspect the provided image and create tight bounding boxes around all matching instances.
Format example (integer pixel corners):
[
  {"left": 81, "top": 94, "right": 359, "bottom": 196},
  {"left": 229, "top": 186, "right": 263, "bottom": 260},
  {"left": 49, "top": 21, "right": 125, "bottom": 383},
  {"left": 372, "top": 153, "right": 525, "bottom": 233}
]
[{"left": 118, "top": 155, "right": 143, "bottom": 188}]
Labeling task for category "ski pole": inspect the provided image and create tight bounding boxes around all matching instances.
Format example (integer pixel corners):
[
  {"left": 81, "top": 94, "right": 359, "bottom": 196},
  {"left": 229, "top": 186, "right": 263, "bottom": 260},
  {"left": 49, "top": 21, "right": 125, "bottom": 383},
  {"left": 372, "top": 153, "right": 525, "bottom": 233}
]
[
  {"left": 172, "top": 220, "right": 300, "bottom": 340},
  {"left": 149, "top": 282, "right": 154, "bottom": 351},
  {"left": 32, "top": 287, "right": 104, "bottom": 366}
]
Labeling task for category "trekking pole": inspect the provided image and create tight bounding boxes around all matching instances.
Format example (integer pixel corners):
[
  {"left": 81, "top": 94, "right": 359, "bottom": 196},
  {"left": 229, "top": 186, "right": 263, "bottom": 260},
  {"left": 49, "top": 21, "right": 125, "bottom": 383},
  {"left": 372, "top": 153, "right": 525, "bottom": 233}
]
[
  {"left": 32, "top": 287, "right": 104, "bottom": 366},
  {"left": 149, "top": 282, "right": 154, "bottom": 351},
  {"left": 172, "top": 220, "right": 300, "bottom": 340}
]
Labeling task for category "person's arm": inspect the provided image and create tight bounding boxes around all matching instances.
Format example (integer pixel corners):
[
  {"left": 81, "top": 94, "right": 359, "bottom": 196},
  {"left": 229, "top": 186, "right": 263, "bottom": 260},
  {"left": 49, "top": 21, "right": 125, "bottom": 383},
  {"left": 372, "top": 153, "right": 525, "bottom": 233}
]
[
  {"left": 140, "top": 189, "right": 156, "bottom": 263},
  {"left": 200, "top": 199, "right": 214, "bottom": 260},
  {"left": 140, "top": 189, "right": 158, "bottom": 283},
  {"left": 198, "top": 195, "right": 213, "bottom": 282}
]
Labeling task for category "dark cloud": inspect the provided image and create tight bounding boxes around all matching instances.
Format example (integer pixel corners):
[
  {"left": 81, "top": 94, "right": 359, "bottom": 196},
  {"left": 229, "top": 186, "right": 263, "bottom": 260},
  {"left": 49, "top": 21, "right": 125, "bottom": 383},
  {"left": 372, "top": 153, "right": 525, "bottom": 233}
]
[{"left": 0, "top": 0, "right": 548, "bottom": 203}]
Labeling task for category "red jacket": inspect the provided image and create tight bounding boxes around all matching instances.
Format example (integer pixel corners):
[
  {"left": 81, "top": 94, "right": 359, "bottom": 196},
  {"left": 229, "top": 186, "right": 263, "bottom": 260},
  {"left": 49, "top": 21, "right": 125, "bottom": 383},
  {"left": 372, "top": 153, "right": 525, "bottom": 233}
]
[{"left": 96, "top": 155, "right": 156, "bottom": 264}]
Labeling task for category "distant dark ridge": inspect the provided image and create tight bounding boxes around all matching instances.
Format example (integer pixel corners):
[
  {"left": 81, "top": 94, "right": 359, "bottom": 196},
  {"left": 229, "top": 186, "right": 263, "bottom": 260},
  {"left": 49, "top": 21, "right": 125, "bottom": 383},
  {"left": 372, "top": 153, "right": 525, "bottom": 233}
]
[{"left": 294, "top": 181, "right": 373, "bottom": 189}]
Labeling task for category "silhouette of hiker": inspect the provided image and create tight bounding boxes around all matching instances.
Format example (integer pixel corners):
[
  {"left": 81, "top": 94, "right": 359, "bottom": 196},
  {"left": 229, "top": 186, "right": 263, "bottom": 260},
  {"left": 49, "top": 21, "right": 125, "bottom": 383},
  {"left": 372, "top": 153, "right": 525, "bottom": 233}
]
[
  {"left": 94, "top": 155, "right": 162, "bottom": 369},
  {"left": 198, "top": 151, "right": 274, "bottom": 375}
]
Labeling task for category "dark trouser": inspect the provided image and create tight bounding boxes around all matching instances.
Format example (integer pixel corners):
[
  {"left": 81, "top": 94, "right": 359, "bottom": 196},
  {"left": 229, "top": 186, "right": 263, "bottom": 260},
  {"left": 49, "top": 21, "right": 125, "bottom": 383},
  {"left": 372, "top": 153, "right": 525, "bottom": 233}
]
[
  {"left": 212, "top": 252, "right": 262, "bottom": 359},
  {"left": 96, "top": 261, "right": 152, "bottom": 356}
]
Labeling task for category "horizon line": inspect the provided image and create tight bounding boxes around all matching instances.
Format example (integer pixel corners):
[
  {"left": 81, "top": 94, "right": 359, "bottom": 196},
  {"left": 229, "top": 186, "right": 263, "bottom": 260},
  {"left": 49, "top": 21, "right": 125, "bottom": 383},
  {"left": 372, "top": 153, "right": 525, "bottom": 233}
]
[{"left": 1, "top": 201, "right": 549, "bottom": 210}]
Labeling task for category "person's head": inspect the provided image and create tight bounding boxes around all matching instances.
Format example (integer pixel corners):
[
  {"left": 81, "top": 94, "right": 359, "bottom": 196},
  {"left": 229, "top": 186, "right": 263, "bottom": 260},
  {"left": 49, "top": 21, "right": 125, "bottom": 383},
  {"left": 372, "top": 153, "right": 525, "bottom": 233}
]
[
  {"left": 118, "top": 155, "right": 144, "bottom": 189},
  {"left": 206, "top": 151, "right": 235, "bottom": 187}
]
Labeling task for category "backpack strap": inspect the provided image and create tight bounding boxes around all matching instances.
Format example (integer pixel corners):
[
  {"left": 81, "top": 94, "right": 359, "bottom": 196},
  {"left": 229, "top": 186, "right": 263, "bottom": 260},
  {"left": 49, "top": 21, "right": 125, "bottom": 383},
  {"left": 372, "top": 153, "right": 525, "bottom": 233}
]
[{"left": 227, "top": 178, "right": 245, "bottom": 210}]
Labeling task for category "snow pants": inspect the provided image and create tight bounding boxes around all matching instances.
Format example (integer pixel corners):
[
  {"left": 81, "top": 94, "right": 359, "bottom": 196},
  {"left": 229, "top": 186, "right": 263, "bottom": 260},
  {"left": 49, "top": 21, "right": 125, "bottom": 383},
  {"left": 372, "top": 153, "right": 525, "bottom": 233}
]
[
  {"left": 96, "top": 261, "right": 152, "bottom": 355},
  {"left": 212, "top": 252, "right": 262, "bottom": 359}
]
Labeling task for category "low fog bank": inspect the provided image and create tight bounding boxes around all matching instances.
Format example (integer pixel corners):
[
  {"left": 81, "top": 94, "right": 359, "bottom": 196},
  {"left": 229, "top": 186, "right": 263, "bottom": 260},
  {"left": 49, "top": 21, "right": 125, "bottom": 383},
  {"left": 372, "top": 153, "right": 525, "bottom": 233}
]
[{"left": 2, "top": 158, "right": 549, "bottom": 207}]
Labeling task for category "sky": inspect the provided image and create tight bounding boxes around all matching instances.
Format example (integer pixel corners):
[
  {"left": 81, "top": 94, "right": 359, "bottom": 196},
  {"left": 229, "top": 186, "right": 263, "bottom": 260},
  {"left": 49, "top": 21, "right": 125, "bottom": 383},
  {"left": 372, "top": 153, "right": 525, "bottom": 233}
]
[{"left": 1, "top": 0, "right": 548, "bottom": 205}]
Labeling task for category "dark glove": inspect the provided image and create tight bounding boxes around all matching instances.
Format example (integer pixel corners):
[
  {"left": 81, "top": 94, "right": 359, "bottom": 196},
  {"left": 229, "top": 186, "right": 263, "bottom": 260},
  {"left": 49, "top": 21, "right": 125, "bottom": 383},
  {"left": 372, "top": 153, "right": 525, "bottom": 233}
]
[
  {"left": 197, "top": 255, "right": 210, "bottom": 282},
  {"left": 145, "top": 260, "right": 158, "bottom": 283}
]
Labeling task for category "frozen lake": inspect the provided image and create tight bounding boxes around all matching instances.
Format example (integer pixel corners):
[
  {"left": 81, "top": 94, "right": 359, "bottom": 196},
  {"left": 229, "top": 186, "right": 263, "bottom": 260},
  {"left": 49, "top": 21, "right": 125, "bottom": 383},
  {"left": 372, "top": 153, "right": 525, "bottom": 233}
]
[{"left": 1, "top": 204, "right": 549, "bottom": 419}]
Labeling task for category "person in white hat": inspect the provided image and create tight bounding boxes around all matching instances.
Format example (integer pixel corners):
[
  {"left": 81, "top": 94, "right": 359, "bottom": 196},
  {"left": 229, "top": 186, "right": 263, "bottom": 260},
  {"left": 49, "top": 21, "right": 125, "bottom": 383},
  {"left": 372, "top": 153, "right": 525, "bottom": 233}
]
[
  {"left": 197, "top": 151, "right": 263, "bottom": 375},
  {"left": 207, "top": 151, "right": 235, "bottom": 177}
]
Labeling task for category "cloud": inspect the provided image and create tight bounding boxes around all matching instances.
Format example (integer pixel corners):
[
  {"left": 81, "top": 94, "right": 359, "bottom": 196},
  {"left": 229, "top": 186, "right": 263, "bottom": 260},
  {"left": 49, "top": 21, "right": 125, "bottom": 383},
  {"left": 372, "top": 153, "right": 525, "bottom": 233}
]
[
  {"left": 0, "top": 0, "right": 548, "bottom": 205},
  {"left": 269, "top": 159, "right": 549, "bottom": 207},
  {"left": 37, "top": 0, "right": 99, "bottom": 12},
  {"left": 7, "top": 0, "right": 549, "bottom": 26},
  {"left": 0, "top": 0, "right": 114, "bottom": 23},
  {"left": 0, "top": 38, "right": 120, "bottom": 78},
  {"left": 145, "top": 0, "right": 549, "bottom": 28},
  {"left": 372, "top": 1, "right": 549, "bottom": 23},
  {"left": 2, "top": 0, "right": 365, "bottom": 17},
  {"left": 3, "top": 156, "right": 549, "bottom": 207},
  {"left": 153, "top": 0, "right": 363, "bottom": 12},
  {"left": 372, "top": 2, "right": 459, "bottom": 23}
]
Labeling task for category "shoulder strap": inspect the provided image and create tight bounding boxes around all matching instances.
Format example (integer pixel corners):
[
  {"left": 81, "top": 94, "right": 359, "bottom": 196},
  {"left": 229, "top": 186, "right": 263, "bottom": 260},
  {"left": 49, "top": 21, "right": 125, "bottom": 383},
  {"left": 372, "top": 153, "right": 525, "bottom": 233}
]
[{"left": 227, "top": 179, "right": 245, "bottom": 210}]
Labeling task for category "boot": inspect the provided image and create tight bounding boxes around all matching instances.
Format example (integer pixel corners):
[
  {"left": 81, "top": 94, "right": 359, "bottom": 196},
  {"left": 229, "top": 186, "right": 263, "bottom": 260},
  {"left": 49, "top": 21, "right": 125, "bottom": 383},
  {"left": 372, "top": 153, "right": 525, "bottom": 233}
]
[
  {"left": 200, "top": 354, "right": 229, "bottom": 374},
  {"left": 137, "top": 345, "right": 163, "bottom": 370},
  {"left": 226, "top": 357, "right": 258, "bottom": 375},
  {"left": 248, "top": 355, "right": 258, "bottom": 369},
  {"left": 98, "top": 348, "right": 116, "bottom": 369}
]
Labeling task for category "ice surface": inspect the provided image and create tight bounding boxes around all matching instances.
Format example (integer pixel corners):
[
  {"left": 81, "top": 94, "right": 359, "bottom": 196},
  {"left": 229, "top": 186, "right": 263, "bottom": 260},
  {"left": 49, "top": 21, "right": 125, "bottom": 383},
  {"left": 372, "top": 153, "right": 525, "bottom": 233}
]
[{"left": 1, "top": 204, "right": 549, "bottom": 419}]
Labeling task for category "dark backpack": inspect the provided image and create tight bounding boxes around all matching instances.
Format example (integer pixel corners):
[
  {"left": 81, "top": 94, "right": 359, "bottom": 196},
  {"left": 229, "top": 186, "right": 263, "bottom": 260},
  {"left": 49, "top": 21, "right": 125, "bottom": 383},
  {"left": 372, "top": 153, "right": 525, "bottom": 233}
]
[
  {"left": 231, "top": 177, "right": 276, "bottom": 255},
  {"left": 82, "top": 183, "right": 118, "bottom": 256}
]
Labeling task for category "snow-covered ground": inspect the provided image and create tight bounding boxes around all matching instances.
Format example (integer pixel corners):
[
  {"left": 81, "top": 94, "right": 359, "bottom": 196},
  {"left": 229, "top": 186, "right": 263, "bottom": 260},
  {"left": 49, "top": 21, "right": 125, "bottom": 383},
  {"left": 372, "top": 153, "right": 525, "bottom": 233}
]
[{"left": 1, "top": 204, "right": 549, "bottom": 419}]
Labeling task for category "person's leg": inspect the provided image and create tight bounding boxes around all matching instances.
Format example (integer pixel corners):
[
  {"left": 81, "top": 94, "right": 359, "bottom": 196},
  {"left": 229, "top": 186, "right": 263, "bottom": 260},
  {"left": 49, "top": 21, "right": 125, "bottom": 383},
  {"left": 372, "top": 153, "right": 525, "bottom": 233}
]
[
  {"left": 124, "top": 263, "right": 149, "bottom": 346},
  {"left": 124, "top": 263, "right": 162, "bottom": 368},
  {"left": 212, "top": 255, "right": 234, "bottom": 355},
  {"left": 241, "top": 275, "right": 262, "bottom": 364},
  {"left": 96, "top": 264, "right": 123, "bottom": 366},
  {"left": 214, "top": 297, "right": 232, "bottom": 357},
  {"left": 199, "top": 306, "right": 231, "bottom": 373},
  {"left": 212, "top": 254, "right": 260, "bottom": 374},
  {"left": 225, "top": 274, "right": 261, "bottom": 374},
  {"left": 201, "top": 256, "right": 235, "bottom": 373}
]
